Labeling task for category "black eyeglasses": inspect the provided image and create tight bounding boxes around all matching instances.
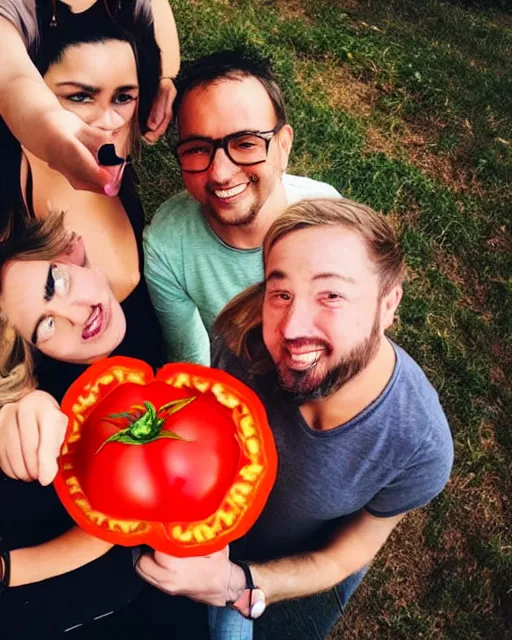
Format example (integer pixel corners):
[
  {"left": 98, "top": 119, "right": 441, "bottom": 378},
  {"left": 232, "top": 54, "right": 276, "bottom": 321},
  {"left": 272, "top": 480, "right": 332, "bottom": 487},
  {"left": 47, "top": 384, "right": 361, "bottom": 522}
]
[{"left": 174, "top": 124, "right": 284, "bottom": 173}]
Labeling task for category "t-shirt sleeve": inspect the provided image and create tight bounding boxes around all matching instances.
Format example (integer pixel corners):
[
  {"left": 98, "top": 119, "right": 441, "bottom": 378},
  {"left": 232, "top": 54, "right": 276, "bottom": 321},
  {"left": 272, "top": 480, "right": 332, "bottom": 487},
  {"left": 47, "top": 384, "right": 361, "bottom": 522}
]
[
  {"left": 365, "top": 415, "right": 454, "bottom": 517},
  {"left": 143, "top": 226, "right": 211, "bottom": 366},
  {"left": 0, "top": 0, "right": 37, "bottom": 49}
]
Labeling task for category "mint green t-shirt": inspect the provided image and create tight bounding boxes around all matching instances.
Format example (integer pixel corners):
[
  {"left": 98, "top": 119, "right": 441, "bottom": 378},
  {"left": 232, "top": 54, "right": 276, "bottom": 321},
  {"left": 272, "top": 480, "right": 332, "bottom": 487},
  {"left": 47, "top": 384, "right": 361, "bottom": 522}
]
[{"left": 143, "top": 174, "right": 340, "bottom": 365}]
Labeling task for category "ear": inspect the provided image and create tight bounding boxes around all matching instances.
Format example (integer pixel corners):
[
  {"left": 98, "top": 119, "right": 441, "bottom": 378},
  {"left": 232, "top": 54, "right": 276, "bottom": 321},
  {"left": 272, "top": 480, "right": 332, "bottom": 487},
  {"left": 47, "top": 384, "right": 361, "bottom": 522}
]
[
  {"left": 277, "top": 124, "right": 294, "bottom": 172},
  {"left": 380, "top": 284, "right": 403, "bottom": 330}
]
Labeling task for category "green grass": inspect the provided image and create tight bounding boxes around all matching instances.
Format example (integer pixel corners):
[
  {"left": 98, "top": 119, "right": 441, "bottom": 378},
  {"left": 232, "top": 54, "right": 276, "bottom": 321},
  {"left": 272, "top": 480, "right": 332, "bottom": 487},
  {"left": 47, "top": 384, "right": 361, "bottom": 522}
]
[{"left": 139, "top": 1, "right": 512, "bottom": 637}]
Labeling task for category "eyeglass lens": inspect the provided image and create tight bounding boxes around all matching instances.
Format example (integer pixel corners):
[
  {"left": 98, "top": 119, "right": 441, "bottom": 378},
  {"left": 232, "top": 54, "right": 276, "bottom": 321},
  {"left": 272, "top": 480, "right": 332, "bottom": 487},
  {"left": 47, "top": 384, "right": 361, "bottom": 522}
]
[{"left": 177, "top": 133, "right": 269, "bottom": 172}]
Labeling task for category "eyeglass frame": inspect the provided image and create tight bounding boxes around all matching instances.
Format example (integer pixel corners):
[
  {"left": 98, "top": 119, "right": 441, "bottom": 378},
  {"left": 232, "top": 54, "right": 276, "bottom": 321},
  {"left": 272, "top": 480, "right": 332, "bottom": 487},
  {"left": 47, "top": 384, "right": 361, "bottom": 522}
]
[{"left": 173, "top": 123, "right": 285, "bottom": 174}]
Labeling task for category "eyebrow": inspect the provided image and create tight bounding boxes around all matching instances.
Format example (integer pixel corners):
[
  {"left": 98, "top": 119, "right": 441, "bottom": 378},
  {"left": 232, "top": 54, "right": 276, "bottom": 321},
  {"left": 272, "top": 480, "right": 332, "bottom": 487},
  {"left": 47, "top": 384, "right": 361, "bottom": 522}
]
[
  {"left": 55, "top": 82, "right": 100, "bottom": 93},
  {"left": 31, "top": 265, "right": 54, "bottom": 344},
  {"left": 55, "top": 83, "right": 138, "bottom": 93},
  {"left": 265, "top": 270, "right": 356, "bottom": 284}
]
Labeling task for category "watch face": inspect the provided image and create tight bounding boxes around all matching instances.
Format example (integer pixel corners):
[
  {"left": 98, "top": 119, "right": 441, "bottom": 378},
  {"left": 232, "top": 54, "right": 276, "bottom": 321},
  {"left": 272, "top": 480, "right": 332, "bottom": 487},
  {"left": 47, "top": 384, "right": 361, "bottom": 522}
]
[
  {"left": 250, "top": 590, "right": 266, "bottom": 619},
  {"left": 232, "top": 588, "right": 267, "bottom": 619}
]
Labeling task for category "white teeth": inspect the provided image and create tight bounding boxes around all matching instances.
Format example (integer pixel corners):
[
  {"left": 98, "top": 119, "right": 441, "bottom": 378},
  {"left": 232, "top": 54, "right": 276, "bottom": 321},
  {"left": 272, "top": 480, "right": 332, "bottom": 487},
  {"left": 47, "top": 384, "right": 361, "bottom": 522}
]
[
  {"left": 288, "top": 351, "right": 322, "bottom": 366},
  {"left": 214, "top": 183, "right": 247, "bottom": 199}
]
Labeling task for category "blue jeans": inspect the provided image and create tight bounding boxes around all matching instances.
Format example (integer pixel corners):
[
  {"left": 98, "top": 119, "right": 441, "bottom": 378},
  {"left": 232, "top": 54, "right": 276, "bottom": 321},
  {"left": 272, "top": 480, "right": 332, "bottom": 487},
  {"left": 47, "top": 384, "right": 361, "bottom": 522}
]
[{"left": 208, "top": 566, "right": 367, "bottom": 640}]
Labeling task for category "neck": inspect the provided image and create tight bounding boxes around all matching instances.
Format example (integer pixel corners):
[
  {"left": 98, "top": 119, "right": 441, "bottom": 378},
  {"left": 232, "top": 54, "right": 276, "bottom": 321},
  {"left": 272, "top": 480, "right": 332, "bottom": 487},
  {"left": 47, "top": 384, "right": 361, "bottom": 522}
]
[
  {"left": 66, "top": 0, "right": 99, "bottom": 13},
  {"left": 205, "top": 180, "right": 288, "bottom": 250},
  {"left": 299, "top": 337, "right": 396, "bottom": 431}
]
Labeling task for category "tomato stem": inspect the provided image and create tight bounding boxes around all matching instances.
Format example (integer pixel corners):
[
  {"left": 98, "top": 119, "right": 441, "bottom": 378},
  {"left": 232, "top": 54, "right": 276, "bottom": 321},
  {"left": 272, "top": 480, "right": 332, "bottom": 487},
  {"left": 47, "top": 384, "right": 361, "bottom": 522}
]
[{"left": 96, "top": 397, "right": 196, "bottom": 454}]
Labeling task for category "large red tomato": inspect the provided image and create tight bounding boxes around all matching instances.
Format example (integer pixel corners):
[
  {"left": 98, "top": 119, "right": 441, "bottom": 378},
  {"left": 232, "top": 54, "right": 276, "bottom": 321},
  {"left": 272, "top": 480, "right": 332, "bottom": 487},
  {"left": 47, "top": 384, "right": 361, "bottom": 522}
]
[{"left": 54, "top": 357, "right": 277, "bottom": 557}]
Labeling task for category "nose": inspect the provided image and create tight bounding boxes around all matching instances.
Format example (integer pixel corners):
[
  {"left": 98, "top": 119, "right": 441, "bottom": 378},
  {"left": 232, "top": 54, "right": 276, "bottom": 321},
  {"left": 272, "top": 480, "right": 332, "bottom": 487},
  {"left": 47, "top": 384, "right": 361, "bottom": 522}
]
[
  {"left": 208, "top": 147, "right": 239, "bottom": 184},
  {"left": 90, "top": 107, "right": 126, "bottom": 132},
  {"left": 280, "top": 298, "right": 315, "bottom": 340},
  {"left": 52, "top": 298, "right": 92, "bottom": 326}
]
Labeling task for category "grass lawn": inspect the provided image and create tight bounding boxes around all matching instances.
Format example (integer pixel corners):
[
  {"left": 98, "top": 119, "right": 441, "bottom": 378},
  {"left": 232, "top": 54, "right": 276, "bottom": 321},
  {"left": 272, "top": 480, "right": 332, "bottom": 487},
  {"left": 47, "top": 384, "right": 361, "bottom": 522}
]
[{"left": 138, "top": 1, "right": 512, "bottom": 637}]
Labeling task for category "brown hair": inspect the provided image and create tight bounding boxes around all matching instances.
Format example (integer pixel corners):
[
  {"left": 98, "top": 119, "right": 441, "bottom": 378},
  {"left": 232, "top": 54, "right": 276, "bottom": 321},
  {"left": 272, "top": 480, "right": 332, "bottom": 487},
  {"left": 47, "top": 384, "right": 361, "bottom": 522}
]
[
  {"left": 0, "top": 213, "right": 74, "bottom": 404},
  {"left": 215, "top": 197, "right": 406, "bottom": 361}
]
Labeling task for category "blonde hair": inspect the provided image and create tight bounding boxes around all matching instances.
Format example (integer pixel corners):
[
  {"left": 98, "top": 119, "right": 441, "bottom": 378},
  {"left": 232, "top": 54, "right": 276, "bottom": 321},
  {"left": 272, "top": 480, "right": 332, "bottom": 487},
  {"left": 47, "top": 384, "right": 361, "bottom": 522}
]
[
  {"left": 215, "top": 198, "right": 406, "bottom": 362},
  {"left": 0, "top": 213, "right": 74, "bottom": 404}
]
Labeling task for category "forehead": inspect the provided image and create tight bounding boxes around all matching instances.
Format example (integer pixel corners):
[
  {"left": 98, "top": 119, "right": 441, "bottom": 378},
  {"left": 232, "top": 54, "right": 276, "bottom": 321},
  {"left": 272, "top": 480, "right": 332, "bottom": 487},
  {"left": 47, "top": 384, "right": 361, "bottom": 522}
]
[
  {"left": 266, "top": 225, "right": 378, "bottom": 282},
  {"left": 178, "top": 76, "right": 277, "bottom": 137},
  {"left": 45, "top": 40, "right": 138, "bottom": 85},
  {"left": 0, "top": 260, "right": 49, "bottom": 323}
]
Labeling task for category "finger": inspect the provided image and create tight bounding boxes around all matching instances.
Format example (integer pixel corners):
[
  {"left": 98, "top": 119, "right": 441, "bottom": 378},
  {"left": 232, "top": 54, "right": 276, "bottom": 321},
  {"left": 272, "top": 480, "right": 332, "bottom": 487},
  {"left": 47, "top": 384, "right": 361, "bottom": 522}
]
[
  {"left": 15, "top": 402, "right": 41, "bottom": 479},
  {"left": 37, "top": 407, "right": 68, "bottom": 486},
  {"left": 4, "top": 415, "right": 31, "bottom": 480},
  {"left": 147, "top": 95, "right": 166, "bottom": 131}
]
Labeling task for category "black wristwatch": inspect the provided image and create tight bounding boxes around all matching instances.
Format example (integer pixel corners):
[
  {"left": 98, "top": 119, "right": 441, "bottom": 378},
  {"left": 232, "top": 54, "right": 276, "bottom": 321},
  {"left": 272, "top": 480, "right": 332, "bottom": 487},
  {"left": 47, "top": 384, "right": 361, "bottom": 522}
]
[
  {"left": 227, "top": 560, "right": 266, "bottom": 619},
  {"left": 0, "top": 547, "right": 11, "bottom": 595}
]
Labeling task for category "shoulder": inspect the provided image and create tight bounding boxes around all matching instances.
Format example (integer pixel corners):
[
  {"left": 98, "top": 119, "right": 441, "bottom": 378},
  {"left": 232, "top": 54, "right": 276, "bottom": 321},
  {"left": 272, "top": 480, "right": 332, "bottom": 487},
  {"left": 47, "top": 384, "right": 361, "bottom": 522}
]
[
  {"left": 386, "top": 343, "right": 453, "bottom": 456},
  {"left": 282, "top": 173, "right": 341, "bottom": 202},
  {"left": 211, "top": 337, "right": 253, "bottom": 387},
  {"left": 144, "top": 191, "right": 205, "bottom": 249}
]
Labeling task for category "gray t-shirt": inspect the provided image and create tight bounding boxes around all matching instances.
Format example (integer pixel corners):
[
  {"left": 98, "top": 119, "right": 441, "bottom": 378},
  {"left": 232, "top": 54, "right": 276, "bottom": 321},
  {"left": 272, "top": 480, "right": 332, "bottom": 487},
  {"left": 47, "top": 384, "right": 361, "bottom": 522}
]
[{"left": 213, "top": 338, "right": 454, "bottom": 561}]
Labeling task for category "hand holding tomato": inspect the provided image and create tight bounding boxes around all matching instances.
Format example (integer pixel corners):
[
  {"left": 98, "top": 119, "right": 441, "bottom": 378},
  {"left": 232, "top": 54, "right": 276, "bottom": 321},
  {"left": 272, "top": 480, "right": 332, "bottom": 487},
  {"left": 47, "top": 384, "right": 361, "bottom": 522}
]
[
  {"left": 54, "top": 357, "right": 277, "bottom": 556},
  {"left": 136, "top": 546, "right": 244, "bottom": 607}
]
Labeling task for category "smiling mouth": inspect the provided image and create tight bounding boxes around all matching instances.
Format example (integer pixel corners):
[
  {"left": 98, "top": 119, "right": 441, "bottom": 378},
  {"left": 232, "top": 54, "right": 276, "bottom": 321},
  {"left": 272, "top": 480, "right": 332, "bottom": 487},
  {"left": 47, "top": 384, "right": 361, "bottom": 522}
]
[
  {"left": 285, "top": 349, "right": 325, "bottom": 370},
  {"left": 213, "top": 183, "right": 248, "bottom": 199},
  {"left": 82, "top": 305, "right": 105, "bottom": 340}
]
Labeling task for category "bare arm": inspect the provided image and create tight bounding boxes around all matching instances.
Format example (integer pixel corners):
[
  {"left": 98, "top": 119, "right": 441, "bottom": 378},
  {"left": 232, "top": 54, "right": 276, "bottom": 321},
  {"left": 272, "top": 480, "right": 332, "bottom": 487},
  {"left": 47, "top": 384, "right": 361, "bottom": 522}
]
[
  {"left": 151, "top": 0, "right": 180, "bottom": 77},
  {"left": 7, "top": 528, "right": 113, "bottom": 587},
  {"left": 251, "top": 510, "right": 404, "bottom": 604},
  {"left": 144, "top": 0, "right": 180, "bottom": 141},
  {"left": 135, "top": 510, "right": 405, "bottom": 608}
]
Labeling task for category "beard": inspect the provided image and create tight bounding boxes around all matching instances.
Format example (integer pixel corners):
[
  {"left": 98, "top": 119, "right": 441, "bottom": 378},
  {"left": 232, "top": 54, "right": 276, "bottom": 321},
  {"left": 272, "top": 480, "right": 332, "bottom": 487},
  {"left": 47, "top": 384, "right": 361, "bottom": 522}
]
[{"left": 275, "top": 312, "right": 382, "bottom": 405}]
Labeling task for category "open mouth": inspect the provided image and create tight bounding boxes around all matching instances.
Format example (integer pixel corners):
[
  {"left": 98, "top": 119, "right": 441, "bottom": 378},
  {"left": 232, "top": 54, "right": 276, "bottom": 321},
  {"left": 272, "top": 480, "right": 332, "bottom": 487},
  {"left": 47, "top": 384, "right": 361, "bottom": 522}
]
[
  {"left": 285, "top": 349, "right": 325, "bottom": 370},
  {"left": 213, "top": 183, "right": 248, "bottom": 200},
  {"left": 82, "top": 305, "right": 105, "bottom": 340}
]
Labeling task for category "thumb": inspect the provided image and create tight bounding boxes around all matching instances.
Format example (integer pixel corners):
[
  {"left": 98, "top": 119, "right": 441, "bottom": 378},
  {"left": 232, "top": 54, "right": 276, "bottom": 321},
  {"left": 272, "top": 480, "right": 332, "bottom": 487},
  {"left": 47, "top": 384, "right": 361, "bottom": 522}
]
[{"left": 38, "top": 407, "right": 69, "bottom": 486}]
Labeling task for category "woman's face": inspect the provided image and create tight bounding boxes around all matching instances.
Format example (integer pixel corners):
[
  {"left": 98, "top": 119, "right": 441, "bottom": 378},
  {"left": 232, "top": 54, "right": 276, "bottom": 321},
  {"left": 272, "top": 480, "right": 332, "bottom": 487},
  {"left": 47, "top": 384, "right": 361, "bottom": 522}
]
[
  {"left": 0, "top": 242, "right": 126, "bottom": 364},
  {"left": 44, "top": 39, "right": 139, "bottom": 160}
]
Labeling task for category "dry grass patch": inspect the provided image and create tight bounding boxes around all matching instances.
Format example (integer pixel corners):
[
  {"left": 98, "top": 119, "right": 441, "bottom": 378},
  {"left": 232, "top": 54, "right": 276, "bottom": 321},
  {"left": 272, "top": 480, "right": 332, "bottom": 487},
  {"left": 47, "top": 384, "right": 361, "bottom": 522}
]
[{"left": 295, "top": 57, "right": 378, "bottom": 117}]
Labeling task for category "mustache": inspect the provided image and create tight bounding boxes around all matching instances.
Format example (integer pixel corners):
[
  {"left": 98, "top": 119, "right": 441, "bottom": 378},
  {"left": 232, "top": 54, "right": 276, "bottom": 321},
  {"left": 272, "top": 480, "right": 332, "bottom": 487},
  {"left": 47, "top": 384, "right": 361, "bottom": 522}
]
[{"left": 207, "top": 174, "right": 259, "bottom": 191}]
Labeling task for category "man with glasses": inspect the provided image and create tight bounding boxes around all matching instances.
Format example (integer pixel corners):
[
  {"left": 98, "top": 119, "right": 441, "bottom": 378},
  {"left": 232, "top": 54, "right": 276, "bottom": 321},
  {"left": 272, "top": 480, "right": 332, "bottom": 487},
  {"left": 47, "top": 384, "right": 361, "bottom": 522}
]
[{"left": 144, "top": 49, "right": 340, "bottom": 364}]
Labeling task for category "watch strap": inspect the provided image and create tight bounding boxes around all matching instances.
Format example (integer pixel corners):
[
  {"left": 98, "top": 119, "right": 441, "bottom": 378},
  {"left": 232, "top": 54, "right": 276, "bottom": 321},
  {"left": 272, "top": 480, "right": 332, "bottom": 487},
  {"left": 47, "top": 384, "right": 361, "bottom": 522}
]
[
  {"left": 227, "top": 560, "right": 266, "bottom": 619},
  {"left": 0, "top": 548, "right": 11, "bottom": 595}
]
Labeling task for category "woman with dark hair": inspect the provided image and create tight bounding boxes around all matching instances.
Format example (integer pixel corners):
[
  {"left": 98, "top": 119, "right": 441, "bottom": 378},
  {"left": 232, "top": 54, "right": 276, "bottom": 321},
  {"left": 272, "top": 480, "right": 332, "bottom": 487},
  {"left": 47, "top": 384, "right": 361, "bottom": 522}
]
[
  {"left": 0, "top": 15, "right": 207, "bottom": 639},
  {"left": 0, "top": 0, "right": 179, "bottom": 192}
]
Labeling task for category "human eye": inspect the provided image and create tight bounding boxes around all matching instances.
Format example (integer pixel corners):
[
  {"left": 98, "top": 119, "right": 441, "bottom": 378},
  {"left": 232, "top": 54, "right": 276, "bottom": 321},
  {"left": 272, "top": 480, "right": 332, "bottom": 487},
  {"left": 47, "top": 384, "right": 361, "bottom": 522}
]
[
  {"left": 267, "top": 290, "right": 292, "bottom": 305},
  {"left": 320, "top": 291, "right": 345, "bottom": 304},
  {"left": 180, "top": 143, "right": 211, "bottom": 156},
  {"left": 114, "top": 92, "right": 137, "bottom": 105},
  {"left": 66, "top": 92, "right": 92, "bottom": 103},
  {"left": 232, "top": 135, "right": 261, "bottom": 150},
  {"left": 36, "top": 316, "right": 56, "bottom": 344},
  {"left": 51, "top": 264, "right": 70, "bottom": 296}
]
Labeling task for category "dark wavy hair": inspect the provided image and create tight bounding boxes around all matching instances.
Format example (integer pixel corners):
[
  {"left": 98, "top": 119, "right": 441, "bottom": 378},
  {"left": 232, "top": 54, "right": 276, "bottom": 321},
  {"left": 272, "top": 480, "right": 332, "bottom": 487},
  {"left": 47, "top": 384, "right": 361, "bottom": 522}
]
[{"left": 0, "top": 0, "right": 160, "bottom": 241}]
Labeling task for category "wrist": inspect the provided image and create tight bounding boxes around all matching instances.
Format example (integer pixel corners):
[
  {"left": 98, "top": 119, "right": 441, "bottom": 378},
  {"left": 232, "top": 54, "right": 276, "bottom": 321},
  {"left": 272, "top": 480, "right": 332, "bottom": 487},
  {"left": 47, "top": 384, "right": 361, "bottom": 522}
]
[{"left": 227, "top": 561, "right": 246, "bottom": 602}]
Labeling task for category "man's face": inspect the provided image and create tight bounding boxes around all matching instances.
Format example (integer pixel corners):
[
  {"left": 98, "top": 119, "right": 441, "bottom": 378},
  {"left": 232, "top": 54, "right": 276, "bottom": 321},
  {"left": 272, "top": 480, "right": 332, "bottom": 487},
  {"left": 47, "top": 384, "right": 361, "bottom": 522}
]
[
  {"left": 177, "top": 76, "right": 292, "bottom": 227},
  {"left": 262, "top": 225, "right": 399, "bottom": 402}
]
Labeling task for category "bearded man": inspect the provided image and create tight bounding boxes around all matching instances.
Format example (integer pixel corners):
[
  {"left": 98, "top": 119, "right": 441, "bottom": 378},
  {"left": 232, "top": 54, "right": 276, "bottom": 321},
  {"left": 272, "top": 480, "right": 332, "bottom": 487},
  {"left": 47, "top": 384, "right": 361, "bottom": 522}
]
[{"left": 137, "top": 198, "right": 454, "bottom": 640}]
